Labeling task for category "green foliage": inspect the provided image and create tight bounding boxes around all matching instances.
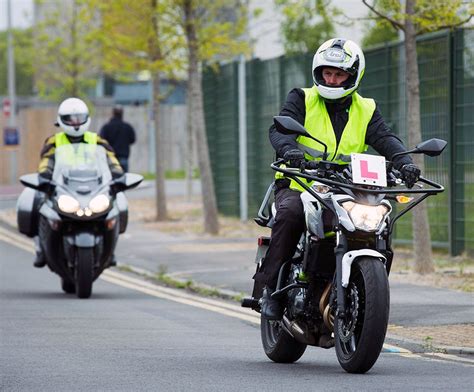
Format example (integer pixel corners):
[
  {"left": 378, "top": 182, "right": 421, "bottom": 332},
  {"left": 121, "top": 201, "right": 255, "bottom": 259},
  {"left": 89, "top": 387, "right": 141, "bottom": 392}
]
[
  {"left": 362, "top": 19, "right": 398, "bottom": 49},
  {"left": 362, "top": 0, "right": 473, "bottom": 35},
  {"left": 0, "top": 28, "right": 34, "bottom": 96},
  {"left": 275, "top": 0, "right": 340, "bottom": 54},
  {"left": 34, "top": 0, "right": 102, "bottom": 100},
  {"left": 90, "top": 0, "right": 185, "bottom": 82},
  {"left": 175, "top": 0, "right": 250, "bottom": 65}
]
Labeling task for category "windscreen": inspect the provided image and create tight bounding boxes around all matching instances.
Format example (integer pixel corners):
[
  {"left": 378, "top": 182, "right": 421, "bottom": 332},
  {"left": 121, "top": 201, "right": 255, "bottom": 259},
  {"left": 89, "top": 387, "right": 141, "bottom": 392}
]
[{"left": 52, "top": 143, "right": 112, "bottom": 185}]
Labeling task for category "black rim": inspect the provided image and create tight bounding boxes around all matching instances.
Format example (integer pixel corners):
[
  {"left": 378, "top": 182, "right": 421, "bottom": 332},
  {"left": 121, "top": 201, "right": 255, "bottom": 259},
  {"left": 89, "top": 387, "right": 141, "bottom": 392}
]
[{"left": 337, "top": 267, "right": 366, "bottom": 355}]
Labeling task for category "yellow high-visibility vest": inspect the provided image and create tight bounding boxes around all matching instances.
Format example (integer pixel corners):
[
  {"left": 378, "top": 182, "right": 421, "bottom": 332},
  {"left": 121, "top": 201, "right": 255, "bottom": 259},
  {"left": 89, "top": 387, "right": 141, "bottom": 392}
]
[
  {"left": 277, "top": 86, "right": 376, "bottom": 192},
  {"left": 54, "top": 131, "right": 98, "bottom": 168}
]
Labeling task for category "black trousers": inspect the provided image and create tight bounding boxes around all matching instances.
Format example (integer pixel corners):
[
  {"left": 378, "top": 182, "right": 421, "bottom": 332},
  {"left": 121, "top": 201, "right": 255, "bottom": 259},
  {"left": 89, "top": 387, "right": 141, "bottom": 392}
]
[{"left": 253, "top": 186, "right": 305, "bottom": 290}]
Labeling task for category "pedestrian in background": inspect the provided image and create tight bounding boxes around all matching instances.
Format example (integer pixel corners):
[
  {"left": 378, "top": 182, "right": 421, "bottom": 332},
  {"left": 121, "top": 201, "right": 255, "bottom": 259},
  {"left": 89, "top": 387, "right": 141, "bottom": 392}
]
[{"left": 100, "top": 105, "right": 136, "bottom": 172}]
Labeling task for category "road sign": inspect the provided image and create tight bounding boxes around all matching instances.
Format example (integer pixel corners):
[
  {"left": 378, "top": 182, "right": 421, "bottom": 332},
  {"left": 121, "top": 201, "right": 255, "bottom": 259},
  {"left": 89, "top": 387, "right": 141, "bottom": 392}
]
[
  {"left": 3, "top": 126, "right": 19, "bottom": 146},
  {"left": 3, "top": 98, "right": 11, "bottom": 117}
]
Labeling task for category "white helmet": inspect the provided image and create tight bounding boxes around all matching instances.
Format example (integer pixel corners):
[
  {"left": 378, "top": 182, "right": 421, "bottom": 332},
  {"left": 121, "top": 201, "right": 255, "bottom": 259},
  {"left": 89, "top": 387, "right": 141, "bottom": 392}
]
[
  {"left": 57, "top": 98, "right": 91, "bottom": 137},
  {"left": 312, "top": 38, "right": 365, "bottom": 101}
]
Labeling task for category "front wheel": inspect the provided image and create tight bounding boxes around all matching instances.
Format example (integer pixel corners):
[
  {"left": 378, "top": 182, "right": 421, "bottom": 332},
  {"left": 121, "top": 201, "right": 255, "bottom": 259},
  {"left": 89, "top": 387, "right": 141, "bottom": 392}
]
[
  {"left": 75, "top": 248, "right": 94, "bottom": 299},
  {"left": 335, "top": 257, "right": 389, "bottom": 373},
  {"left": 260, "top": 317, "right": 307, "bottom": 363}
]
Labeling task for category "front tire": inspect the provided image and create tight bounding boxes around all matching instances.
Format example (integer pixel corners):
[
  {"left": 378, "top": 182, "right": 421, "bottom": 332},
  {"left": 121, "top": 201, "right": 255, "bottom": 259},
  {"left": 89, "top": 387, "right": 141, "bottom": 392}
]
[
  {"left": 260, "top": 317, "right": 307, "bottom": 363},
  {"left": 75, "top": 248, "right": 94, "bottom": 299},
  {"left": 335, "top": 257, "right": 389, "bottom": 373}
]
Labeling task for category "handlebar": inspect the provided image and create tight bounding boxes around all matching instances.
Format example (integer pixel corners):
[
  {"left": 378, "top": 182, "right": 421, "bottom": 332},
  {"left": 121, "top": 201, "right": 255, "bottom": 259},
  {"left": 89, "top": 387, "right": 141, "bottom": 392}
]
[{"left": 271, "top": 159, "right": 444, "bottom": 196}]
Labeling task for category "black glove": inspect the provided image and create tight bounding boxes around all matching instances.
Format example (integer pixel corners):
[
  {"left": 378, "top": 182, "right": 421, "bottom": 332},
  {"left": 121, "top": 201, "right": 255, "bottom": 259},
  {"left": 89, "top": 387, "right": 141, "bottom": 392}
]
[
  {"left": 283, "top": 149, "right": 305, "bottom": 168},
  {"left": 400, "top": 163, "right": 421, "bottom": 188}
]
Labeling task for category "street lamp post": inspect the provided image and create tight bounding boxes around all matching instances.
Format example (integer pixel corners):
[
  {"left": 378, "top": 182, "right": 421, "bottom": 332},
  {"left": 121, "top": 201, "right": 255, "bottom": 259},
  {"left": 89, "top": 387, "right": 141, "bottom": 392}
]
[{"left": 7, "top": 0, "right": 18, "bottom": 184}]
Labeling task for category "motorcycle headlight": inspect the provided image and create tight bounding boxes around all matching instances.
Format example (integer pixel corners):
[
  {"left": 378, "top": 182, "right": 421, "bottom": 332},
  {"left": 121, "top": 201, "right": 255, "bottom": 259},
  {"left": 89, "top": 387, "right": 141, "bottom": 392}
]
[
  {"left": 57, "top": 195, "right": 80, "bottom": 213},
  {"left": 342, "top": 201, "right": 389, "bottom": 232},
  {"left": 89, "top": 194, "right": 110, "bottom": 214}
]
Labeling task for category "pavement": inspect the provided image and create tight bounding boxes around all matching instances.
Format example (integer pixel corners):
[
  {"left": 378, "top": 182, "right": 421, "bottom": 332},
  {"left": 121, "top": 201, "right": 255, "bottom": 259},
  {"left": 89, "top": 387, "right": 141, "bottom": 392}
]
[{"left": 1, "top": 179, "right": 473, "bottom": 357}]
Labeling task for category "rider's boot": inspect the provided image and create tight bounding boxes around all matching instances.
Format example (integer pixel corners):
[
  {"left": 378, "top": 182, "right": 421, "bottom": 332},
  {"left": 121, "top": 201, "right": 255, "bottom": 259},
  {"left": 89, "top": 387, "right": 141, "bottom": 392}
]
[
  {"left": 108, "top": 255, "right": 117, "bottom": 267},
  {"left": 260, "top": 287, "right": 283, "bottom": 320},
  {"left": 33, "top": 253, "right": 47, "bottom": 268},
  {"left": 33, "top": 237, "right": 46, "bottom": 268}
]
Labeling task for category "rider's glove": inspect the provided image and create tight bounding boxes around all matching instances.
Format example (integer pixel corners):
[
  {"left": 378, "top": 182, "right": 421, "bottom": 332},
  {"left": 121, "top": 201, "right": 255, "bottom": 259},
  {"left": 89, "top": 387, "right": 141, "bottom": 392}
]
[
  {"left": 283, "top": 149, "right": 305, "bottom": 168},
  {"left": 400, "top": 163, "right": 421, "bottom": 188}
]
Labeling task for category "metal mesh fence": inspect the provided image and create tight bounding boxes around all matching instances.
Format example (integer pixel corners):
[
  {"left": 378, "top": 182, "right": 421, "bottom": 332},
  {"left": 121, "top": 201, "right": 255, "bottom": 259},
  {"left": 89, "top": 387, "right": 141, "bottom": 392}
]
[
  {"left": 452, "top": 29, "right": 474, "bottom": 255},
  {"left": 204, "top": 29, "right": 474, "bottom": 255}
]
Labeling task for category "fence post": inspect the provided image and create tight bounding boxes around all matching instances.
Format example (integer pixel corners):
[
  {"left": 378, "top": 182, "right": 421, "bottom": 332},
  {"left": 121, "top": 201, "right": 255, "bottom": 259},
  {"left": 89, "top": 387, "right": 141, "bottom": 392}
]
[
  {"left": 238, "top": 55, "right": 248, "bottom": 221},
  {"left": 449, "top": 29, "right": 464, "bottom": 256}
]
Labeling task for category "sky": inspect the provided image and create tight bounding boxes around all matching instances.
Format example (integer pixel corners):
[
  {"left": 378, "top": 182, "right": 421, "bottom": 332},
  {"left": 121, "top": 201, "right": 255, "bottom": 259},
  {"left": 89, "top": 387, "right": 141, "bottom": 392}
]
[{"left": 0, "top": 0, "right": 33, "bottom": 30}]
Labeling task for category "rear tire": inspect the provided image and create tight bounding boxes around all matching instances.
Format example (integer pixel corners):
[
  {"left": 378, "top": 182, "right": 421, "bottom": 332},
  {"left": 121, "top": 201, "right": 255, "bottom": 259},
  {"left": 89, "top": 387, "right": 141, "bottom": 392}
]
[
  {"left": 260, "top": 317, "right": 307, "bottom": 363},
  {"left": 61, "top": 278, "right": 75, "bottom": 294},
  {"left": 335, "top": 257, "right": 389, "bottom": 373},
  {"left": 75, "top": 248, "right": 94, "bottom": 299}
]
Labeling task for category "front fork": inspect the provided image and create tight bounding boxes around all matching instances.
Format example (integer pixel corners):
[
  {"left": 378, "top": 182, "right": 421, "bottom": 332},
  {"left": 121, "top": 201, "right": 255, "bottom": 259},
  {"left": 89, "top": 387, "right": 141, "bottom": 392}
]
[{"left": 333, "top": 229, "right": 348, "bottom": 319}]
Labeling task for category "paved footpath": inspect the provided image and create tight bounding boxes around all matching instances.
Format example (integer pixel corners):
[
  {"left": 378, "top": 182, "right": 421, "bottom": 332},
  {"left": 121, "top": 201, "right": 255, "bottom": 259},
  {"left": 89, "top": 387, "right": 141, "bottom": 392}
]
[{"left": 1, "top": 180, "right": 473, "bottom": 356}]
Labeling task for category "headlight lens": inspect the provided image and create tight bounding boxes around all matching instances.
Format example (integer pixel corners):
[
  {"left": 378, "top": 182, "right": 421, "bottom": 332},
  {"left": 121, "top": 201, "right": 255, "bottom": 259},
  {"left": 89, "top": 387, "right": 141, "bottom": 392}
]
[
  {"left": 89, "top": 194, "right": 110, "bottom": 213},
  {"left": 342, "top": 201, "right": 389, "bottom": 232},
  {"left": 57, "top": 195, "right": 80, "bottom": 213}
]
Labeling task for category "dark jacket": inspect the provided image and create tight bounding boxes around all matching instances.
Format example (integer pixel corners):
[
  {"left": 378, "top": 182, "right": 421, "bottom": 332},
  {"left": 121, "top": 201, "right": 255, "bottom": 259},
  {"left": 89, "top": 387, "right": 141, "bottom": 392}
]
[
  {"left": 99, "top": 118, "right": 136, "bottom": 159},
  {"left": 269, "top": 88, "right": 413, "bottom": 169},
  {"left": 38, "top": 133, "right": 123, "bottom": 179}
]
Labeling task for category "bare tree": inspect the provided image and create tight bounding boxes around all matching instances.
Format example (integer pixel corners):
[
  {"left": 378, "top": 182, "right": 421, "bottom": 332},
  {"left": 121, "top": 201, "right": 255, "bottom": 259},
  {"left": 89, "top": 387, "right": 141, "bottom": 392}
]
[
  {"left": 177, "top": 0, "right": 249, "bottom": 234},
  {"left": 94, "top": 0, "right": 185, "bottom": 221}
]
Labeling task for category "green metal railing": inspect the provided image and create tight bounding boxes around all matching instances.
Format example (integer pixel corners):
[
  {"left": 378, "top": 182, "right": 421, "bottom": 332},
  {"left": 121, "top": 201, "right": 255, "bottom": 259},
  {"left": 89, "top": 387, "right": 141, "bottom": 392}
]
[{"left": 203, "top": 28, "right": 474, "bottom": 255}]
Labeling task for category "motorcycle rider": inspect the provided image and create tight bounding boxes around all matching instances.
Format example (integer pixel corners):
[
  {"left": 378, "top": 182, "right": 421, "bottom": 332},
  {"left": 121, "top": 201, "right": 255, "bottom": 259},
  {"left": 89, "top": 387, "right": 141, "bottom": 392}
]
[
  {"left": 33, "top": 97, "right": 124, "bottom": 268},
  {"left": 255, "top": 38, "right": 421, "bottom": 320}
]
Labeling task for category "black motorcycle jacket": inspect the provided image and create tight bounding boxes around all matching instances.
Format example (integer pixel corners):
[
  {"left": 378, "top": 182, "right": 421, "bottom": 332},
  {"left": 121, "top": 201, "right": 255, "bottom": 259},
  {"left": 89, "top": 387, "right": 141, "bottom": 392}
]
[
  {"left": 269, "top": 88, "right": 413, "bottom": 170},
  {"left": 99, "top": 118, "right": 136, "bottom": 159}
]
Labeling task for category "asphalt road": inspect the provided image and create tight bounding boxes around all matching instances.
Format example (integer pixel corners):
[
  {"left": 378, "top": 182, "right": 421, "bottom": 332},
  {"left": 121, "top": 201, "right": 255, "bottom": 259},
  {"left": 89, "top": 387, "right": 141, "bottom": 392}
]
[
  {"left": 1, "top": 238, "right": 473, "bottom": 392},
  {"left": 115, "top": 221, "right": 474, "bottom": 329}
]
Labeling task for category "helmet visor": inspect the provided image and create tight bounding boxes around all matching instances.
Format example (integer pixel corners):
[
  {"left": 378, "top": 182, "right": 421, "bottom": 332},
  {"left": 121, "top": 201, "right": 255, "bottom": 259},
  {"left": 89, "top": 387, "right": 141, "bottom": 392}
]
[{"left": 60, "top": 113, "right": 88, "bottom": 126}]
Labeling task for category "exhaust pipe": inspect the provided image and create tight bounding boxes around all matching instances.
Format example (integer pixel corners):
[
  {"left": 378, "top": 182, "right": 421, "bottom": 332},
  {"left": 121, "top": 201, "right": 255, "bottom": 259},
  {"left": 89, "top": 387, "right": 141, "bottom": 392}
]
[{"left": 282, "top": 315, "right": 317, "bottom": 345}]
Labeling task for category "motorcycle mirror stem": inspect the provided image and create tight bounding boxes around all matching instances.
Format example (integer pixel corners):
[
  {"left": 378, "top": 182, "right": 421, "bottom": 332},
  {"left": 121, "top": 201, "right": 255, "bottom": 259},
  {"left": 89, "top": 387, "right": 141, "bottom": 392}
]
[
  {"left": 111, "top": 173, "right": 144, "bottom": 193},
  {"left": 19, "top": 173, "right": 53, "bottom": 192},
  {"left": 391, "top": 138, "right": 448, "bottom": 161},
  {"left": 273, "top": 116, "right": 329, "bottom": 160}
]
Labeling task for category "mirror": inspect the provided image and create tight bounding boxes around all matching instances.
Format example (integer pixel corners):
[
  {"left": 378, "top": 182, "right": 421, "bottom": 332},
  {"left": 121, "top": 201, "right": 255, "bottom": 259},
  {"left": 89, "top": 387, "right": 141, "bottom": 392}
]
[
  {"left": 19, "top": 173, "right": 41, "bottom": 190},
  {"left": 113, "top": 173, "right": 144, "bottom": 192},
  {"left": 415, "top": 138, "right": 447, "bottom": 157},
  {"left": 273, "top": 116, "right": 310, "bottom": 137},
  {"left": 273, "top": 115, "right": 329, "bottom": 159},
  {"left": 124, "top": 173, "right": 143, "bottom": 190}
]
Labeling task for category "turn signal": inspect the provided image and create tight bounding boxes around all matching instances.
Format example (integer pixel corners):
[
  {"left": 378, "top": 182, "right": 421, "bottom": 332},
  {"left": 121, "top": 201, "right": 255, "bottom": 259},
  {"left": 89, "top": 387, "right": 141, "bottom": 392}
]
[
  {"left": 106, "top": 218, "right": 117, "bottom": 230},
  {"left": 396, "top": 195, "right": 413, "bottom": 204}
]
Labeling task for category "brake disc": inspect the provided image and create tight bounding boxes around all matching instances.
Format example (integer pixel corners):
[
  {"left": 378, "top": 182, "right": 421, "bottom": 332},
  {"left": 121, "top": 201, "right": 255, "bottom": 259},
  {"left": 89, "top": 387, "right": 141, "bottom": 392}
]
[{"left": 337, "top": 283, "right": 359, "bottom": 343}]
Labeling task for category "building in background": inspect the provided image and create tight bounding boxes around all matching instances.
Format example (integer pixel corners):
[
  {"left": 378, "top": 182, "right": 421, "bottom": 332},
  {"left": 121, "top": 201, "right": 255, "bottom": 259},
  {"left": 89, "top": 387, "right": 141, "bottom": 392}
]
[{"left": 248, "top": 0, "right": 367, "bottom": 60}]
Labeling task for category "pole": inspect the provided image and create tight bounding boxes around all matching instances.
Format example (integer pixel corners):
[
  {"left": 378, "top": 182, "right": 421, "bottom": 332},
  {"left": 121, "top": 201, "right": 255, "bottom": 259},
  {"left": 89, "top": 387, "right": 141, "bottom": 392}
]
[
  {"left": 148, "top": 77, "right": 155, "bottom": 174},
  {"left": 238, "top": 54, "right": 248, "bottom": 221},
  {"left": 7, "top": 0, "right": 18, "bottom": 184}
]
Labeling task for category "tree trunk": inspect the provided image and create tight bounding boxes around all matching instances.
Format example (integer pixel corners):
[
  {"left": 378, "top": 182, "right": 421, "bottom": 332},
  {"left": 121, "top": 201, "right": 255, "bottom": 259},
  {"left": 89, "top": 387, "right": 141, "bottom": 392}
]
[
  {"left": 404, "top": 0, "right": 434, "bottom": 274},
  {"left": 184, "top": 0, "right": 219, "bottom": 234},
  {"left": 153, "top": 75, "right": 168, "bottom": 220},
  {"left": 185, "top": 79, "right": 194, "bottom": 201},
  {"left": 150, "top": 0, "right": 167, "bottom": 221}
]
